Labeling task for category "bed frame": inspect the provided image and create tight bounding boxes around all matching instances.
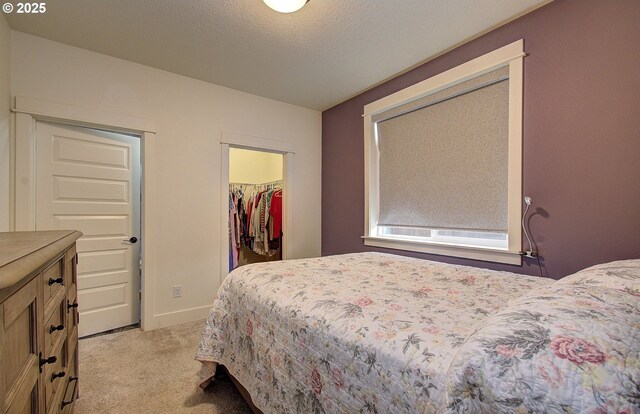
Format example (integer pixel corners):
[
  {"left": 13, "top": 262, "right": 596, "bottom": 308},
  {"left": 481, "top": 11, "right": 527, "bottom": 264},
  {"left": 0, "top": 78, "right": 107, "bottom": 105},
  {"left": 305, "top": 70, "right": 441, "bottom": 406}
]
[{"left": 218, "top": 365, "right": 263, "bottom": 414}]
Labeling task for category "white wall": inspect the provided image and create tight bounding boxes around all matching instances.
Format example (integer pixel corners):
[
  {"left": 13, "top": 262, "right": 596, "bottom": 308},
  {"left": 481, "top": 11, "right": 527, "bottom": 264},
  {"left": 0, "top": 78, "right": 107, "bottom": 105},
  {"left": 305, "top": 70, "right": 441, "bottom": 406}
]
[
  {"left": 0, "top": 17, "right": 10, "bottom": 232},
  {"left": 10, "top": 31, "right": 322, "bottom": 329},
  {"left": 229, "top": 148, "right": 283, "bottom": 184}
]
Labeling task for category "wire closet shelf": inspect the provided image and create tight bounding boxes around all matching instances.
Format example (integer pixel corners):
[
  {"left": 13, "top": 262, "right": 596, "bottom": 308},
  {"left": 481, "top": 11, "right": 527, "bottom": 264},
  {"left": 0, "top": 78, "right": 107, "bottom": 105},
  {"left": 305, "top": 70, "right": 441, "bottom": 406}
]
[{"left": 229, "top": 180, "right": 283, "bottom": 193}]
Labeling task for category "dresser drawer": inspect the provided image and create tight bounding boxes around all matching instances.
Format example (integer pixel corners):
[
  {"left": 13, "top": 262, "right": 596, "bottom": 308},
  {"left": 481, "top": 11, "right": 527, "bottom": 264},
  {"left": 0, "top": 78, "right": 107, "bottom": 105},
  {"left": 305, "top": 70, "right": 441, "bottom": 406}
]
[
  {"left": 43, "top": 258, "right": 65, "bottom": 313},
  {"left": 60, "top": 352, "right": 79, "bottom": 414},
  {"left": 1, "top": 277, "right": 40, "bottom": 414},
  {"left": 64, "top": 246, "right": 77, "bottom": 295},
  {"left": 44, "top": 297, "right": 66, "bottom": 357},
  {"left": 47, "top": 382, "right": 66, "bottom": 414},
  {"left": 66, "top": 287, "right": 78, "bottom": 336},
  {"left": 44, "top": 338, "right": 67, "bottom": 414},
  {"left": 68, "top": 324, "right": 78, "bottom": 362}
]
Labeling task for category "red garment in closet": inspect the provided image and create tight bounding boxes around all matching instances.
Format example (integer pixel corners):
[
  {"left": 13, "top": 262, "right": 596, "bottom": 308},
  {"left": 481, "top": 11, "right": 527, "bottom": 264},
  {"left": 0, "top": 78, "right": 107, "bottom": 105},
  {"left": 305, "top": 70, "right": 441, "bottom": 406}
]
[{"left": 270, "top": 189, "right": 283, "bottom": 238}]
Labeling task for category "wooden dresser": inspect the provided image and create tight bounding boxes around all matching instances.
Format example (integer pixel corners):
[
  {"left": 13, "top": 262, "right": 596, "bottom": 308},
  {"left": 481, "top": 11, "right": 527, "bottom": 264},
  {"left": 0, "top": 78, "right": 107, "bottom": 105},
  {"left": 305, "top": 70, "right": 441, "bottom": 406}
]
[{"left": 0, "top": 231, "right": 82, "bottom": 414}]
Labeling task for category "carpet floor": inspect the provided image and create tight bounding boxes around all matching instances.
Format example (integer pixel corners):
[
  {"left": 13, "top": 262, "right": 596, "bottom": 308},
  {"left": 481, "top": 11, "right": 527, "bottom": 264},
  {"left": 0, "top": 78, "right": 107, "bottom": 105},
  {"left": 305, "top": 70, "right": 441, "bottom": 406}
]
[{"left": 75, "top": 320, "right": 251, "bottom": 414}]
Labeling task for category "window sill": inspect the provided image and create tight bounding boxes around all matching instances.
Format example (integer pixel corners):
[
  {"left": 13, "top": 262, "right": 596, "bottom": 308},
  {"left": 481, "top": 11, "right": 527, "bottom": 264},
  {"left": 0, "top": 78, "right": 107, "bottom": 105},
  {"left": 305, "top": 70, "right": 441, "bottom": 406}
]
[{"left": 362, "top": 236, "right": 522, "bottom": 265}]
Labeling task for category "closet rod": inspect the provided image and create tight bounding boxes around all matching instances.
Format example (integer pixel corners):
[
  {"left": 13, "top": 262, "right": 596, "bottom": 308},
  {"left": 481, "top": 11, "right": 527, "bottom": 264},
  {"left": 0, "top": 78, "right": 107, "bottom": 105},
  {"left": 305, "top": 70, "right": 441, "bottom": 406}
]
[{"left": 229, "top": 179, "right": 283, "bottom": 186}]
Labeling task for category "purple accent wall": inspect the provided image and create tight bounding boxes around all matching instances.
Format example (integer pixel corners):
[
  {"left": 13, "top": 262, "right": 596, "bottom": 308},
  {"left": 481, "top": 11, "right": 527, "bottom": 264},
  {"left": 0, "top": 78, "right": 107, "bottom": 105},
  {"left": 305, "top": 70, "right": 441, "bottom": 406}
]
[{"left": 321, "top": 0, "right": 640, "bottom": 279}]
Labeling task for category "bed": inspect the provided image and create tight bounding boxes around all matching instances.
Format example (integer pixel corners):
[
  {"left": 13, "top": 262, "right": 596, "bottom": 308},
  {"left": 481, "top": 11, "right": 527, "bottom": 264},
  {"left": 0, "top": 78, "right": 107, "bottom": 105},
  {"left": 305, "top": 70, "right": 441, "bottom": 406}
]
[{"left": 196, "top": 252, "right": 640, "bottom": 413}]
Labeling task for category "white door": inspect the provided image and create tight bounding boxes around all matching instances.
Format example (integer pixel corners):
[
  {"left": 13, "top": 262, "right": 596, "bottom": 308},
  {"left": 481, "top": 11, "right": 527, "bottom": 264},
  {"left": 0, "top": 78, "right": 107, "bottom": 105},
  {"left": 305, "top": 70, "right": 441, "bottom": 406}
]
[{"left": 35, "top": 121, "right": 141, "bottom": 337}]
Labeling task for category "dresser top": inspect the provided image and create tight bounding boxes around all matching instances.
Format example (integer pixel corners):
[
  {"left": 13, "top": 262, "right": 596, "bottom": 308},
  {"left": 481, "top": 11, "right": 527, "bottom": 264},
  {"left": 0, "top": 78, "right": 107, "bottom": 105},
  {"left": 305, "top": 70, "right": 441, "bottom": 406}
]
[{"left": 0, "top": 230, "right": 82, "bottom": 290}]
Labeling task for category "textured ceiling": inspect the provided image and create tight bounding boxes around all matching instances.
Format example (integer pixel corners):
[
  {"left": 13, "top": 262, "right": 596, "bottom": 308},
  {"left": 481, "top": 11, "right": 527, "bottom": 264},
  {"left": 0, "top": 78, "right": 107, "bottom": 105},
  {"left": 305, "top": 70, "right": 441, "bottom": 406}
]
[{"left": 5, "top": 0, "right": 549, "bottom": 110}]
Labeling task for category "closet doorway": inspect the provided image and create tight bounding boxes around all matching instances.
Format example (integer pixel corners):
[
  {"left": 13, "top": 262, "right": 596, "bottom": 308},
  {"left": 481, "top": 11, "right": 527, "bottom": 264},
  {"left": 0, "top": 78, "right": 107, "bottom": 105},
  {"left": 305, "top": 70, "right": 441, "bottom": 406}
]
[
  {"left": 228, "top": 148, "right": 284, "bottom": 271},
  {"left": 219, "top": 133, "right": 295, "bottom": 284}
]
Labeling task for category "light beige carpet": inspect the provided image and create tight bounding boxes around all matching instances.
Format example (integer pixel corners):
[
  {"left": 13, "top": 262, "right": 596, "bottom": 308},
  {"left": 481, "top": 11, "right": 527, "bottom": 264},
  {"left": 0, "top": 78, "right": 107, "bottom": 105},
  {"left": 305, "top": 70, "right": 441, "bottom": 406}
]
[{"left": 75, "top": 320, "right": 251, "bottom": 414}]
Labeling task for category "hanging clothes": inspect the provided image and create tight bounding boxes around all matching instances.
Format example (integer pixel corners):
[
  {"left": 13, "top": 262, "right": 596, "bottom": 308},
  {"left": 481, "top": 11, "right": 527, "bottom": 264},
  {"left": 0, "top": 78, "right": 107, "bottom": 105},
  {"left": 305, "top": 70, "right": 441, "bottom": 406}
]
[
  {"left": 270, "top": 189, "right": 283, "bottom": 239},
  {"left": 229, "top": 193, "right": 239, "bottom": 270},
  {"left": 229, "top": 181, "right": 283, "bottom": 270}
]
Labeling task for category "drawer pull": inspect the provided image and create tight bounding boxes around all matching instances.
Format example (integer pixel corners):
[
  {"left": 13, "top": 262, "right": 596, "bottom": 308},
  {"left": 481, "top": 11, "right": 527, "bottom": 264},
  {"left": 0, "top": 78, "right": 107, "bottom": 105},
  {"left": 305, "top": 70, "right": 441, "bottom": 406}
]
[
  {"left": 60, "top": 376, "right": 79, "bottom": 408},
  {"left": 51, "top": 371, "right": 66, "bottom": 382},
  {"left": 49, "top": 324, "right": 64, "bottom": 334},
  {"left": 48, "top": 277, "right": 64, "bottom": 286},
  {"left": 39, "top": 353, "right": 57, "bottom": 372},
  {"left": 68, "top": 302, "right": 79, "bottom": 310}
]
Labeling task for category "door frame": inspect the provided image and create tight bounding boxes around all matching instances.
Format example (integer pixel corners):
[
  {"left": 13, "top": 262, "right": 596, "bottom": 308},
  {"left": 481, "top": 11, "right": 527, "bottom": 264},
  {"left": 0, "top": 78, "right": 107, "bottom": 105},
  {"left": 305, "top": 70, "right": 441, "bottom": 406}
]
[
  {"left": 220, "top": 131, "right": 295, "bottom": 285},
  {"left": 11, "top": 96, "right": 157, "bottom": 331}
]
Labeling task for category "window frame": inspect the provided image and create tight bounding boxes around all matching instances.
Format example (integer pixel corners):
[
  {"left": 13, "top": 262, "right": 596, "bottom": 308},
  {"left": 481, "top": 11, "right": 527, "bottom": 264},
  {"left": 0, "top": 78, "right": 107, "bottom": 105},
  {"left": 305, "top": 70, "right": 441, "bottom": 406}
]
[{"left": 362, "top": 40, "right": 524, "bottom": 265}]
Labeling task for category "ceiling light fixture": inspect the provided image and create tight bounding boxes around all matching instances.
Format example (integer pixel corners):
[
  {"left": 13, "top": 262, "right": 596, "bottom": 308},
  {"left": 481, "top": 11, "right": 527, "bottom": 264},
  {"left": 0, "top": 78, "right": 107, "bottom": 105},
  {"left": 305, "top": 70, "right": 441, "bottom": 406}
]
[{"left": 263, "top": 0, "right": 309, "bottom": 13}]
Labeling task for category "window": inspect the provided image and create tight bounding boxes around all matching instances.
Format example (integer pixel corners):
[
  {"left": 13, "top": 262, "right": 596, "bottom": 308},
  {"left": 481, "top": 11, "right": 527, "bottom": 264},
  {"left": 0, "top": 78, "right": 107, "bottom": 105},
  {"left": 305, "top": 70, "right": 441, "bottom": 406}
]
[{"left": 363, "top": 40, "right": 524, "bottom": 264}]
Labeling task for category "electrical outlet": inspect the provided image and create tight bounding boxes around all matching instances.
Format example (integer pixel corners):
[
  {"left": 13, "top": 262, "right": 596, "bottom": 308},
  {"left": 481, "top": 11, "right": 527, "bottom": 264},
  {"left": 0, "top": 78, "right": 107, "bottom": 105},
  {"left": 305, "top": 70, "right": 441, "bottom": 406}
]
[{"left": 173, "top": 285, "right": 182, "bottom": 298}]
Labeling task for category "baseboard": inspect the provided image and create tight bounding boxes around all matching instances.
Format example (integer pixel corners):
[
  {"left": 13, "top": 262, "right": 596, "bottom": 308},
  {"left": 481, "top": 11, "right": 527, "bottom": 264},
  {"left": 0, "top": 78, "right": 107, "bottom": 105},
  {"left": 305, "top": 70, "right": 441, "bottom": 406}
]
[{"left": 144, "top": 304, "right": 213, "bottom": 331}]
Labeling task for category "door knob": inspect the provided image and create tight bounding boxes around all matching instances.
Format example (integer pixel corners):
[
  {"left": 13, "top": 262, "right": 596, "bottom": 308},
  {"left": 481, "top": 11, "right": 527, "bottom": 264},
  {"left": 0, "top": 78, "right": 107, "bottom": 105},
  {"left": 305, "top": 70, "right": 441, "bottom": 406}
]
[{"left": 123, "top": 237, "right": 138, "bottom": 244}]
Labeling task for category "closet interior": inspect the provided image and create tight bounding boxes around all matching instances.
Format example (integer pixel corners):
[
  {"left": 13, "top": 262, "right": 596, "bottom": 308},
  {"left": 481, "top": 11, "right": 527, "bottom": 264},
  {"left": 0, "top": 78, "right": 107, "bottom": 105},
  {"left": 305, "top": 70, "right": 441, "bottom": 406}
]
[{"left": 228, "top": 148, "right": 284, "bottom": 271}]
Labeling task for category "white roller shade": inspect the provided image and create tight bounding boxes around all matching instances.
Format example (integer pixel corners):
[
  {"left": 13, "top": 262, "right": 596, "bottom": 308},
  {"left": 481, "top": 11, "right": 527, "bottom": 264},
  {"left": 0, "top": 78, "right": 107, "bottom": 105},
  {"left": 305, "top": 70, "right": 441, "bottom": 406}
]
[{"left": 376, "top": 67, "right": 509, "bottom": 232}]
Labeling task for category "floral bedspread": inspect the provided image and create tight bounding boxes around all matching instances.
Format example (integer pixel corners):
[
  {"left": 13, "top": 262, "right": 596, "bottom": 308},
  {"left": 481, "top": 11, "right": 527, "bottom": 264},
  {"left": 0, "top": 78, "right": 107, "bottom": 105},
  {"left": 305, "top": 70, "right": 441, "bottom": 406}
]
[
  {"left": 444, "top": 259, "right": 640, "bottom": 414},
  {"left": 196, "top": 252, "right": 549, "bottom": 413}
]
